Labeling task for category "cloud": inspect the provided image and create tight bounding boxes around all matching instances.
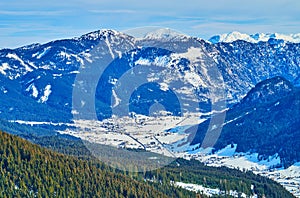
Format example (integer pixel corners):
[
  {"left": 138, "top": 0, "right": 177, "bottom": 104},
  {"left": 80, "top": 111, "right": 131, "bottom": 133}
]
[
  {"left": 0, "top": 0, "right": 300, "bottom": 48},
  {"left": 0, "top": 10, "right": 69, "bottom": 16},
  {"left": 89, "top": 9, "right": 137, "bottom": 14}
]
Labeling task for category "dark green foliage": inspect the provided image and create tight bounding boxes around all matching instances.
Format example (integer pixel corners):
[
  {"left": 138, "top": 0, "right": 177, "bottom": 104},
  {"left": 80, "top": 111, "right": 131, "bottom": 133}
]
[
  {"left": 0, "top": 129, "right": 294, "bottom": 198},
  {"left": 0, "top": 131, "right": 194, "bottom": 198},
  {"left": 146, "top": 159, "right": 294, "bottom": 198},
  {"left": 26, "top": 133, "right": 294, "bottom": 198}
]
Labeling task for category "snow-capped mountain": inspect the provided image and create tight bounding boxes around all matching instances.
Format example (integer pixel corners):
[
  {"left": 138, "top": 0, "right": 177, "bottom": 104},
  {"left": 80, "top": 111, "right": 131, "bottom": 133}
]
[
  {"left": 209, "top": 31, "right": 300, "bottom": 44},
  {"left": 143, "top": 28, "right": 188, "bottom": 40},
  {"left": 0, "top": 28, "right": 300, "bottom": 122},
  {"left": 1, "top": 29, "right": 300, "bottom": 197}
]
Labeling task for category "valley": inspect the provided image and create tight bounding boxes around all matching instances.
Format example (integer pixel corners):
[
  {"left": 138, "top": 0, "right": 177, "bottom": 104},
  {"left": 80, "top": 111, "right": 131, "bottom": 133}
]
[
  {"left": 0, "top": 28, "right": 300, "bottom": 197},
  {"left": 12, "top": 112, "right": 300, "bottom": 197}
]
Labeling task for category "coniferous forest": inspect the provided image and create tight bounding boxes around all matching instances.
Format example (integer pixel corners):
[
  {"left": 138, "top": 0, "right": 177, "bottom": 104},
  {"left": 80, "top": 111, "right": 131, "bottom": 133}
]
[{"left": 0, "top": 131, "right": 294, "bottom": 197}]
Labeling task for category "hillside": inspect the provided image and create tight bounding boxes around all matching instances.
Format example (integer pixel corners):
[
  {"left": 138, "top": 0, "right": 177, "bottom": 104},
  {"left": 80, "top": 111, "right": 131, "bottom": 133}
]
[
  {"left": 191, "top": 76, "right": 300, "bottom": 167},
  {"left": 0, "top": 131, "right": 294, "bottom": 197},
  {"left": 0, "top": 131, "right": 194, "bottom": 198}
]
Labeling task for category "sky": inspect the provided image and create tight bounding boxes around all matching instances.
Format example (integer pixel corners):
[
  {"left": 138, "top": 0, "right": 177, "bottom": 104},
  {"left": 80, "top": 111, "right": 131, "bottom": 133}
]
[{"left": 0, "top": 0, "right": 299, "bottom": 49}]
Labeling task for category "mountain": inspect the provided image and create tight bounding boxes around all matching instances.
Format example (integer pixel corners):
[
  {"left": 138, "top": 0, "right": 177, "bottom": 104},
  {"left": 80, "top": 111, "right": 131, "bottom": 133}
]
[
  {"left": 0, "top": 29, "right": 300, "bottom": 164},
  {"left": 0, "top": 29, "right": 300, "bottom": 196},
  {"left": 0, "top": 29, "right": 300, "bottom": 124},
  {"left": 143, "top": 28, "right": 186, "bottom": 40},
  {"left": 191, "top": 76, "right": 300, "bottom": 166},
  {"left": 0, "top": 131, "right": 294, "bottom": 197},
  {"left": 209, "top": 31, "right": 300, "bottom": 44}
]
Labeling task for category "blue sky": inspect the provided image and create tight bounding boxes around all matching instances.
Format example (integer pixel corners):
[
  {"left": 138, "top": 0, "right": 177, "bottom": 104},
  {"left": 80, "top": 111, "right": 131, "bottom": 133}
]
[{"left": 0, "top": 0, "right": 299, "bottom": 48}]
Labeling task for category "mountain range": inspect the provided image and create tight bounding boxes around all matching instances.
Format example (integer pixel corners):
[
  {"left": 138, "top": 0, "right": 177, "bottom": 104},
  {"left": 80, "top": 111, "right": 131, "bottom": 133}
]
[
  {"left": 0, "top": 29, "right": 300, "bottom": 122},
  {"left": 1, "top": 28, "right": 300, "bottom": 196},
  {"left": 209, "top": 31, "right": 300, "bottom": 44},
  {"left": 0, "top": 28, "right": 300, "bottom": 151}
]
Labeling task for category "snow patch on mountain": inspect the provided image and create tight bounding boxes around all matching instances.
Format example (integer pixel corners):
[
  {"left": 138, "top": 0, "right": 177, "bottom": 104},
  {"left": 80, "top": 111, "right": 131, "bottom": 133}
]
[
  {"left": 216, "top": 144, "right": 237, "bottom": 156},
  {"left": 177, "top": 47, "right": 203, "bottom": 63},
  {"left": 80, "top": 51, "right": 92, "bottom": 63},
  {"left": 184, "top": 72, "right": 205, "bottom": 87},
  {"left": 38, "top": 85, "right": 51, "bottom": 103},
  {"left": 135, "top": 57, "right": 151, "bottom": 66},
  {"left": 0, "top": 63, "right": 11, "bottom": 75},
  {"left": 159, "top": 82, "right": 169, "bottom": 91},
  {"left": 174, "top": 181, "right": 253, "bottom": 198},
  {"left": 111, "top": 89, "right": 121, "bottom": 108},
  {"left": 134, "top": 56, "right": 169, "bottom": 67},
  {"left": 0, "top": 86, "right": 8, "bottom": 94},
  {"left": 26, "top": 83, "right": 39, "bottom": 98},
  {"left": 193, "top": 148, "right": 281, "bottom": 172},
  {"left": 104, "top": 36, "right": 115, "bottom": 59}
]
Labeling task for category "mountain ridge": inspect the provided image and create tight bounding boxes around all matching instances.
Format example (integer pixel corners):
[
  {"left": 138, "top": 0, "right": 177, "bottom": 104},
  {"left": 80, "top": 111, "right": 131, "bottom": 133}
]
[
  {"left": 209, "top": 31, "right": 300, "bottom": 44},
  {"left": 0, "top": 28, "right": 300, "bottom": 121},
  {"left": 4, "top": 29, "right": 300, "bottom": 51}
]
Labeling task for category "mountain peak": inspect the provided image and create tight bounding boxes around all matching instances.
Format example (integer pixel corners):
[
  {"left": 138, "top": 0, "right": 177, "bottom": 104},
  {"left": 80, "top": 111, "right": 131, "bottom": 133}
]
[
  {"left": 76, "top": 29, "right": 127, "bottom": 41},
  {"left": 143, "top": 28, "right": 188, "bottom": 40},
  {"left": 209, "top": 31, "right": 256, "bottom": 44},
  {"left": 240, "top": 76, "right": 293, "bottom": 106}
]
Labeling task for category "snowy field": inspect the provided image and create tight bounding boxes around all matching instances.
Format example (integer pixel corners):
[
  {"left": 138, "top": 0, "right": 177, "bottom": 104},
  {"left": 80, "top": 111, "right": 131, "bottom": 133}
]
[
  {"left": 58, "top": 113, "right": 204, "bottom": 157},
  {"left": 174, "top": 181, "right": 257, "bottom": 198}
]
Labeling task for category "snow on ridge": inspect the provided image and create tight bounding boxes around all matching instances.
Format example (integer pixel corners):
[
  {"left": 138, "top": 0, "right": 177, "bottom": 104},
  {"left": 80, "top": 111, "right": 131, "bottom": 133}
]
[
  {"left": 6, "top": 53, "right": 33, "bottom": 72},
  {"left": 209, "top": 31, "right": 300, "bottom": 44},
  {"left": 76, "top": 29, "right": 126, "bottom": 41},
  {"left": 32, "top": 46, "right": 51, "bottom": 59}
]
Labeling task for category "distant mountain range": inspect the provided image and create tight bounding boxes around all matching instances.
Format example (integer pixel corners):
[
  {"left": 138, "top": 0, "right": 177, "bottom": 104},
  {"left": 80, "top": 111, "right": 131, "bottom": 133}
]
[{"left": 209, "top": 31, "right": 300, "bottom": 44}]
